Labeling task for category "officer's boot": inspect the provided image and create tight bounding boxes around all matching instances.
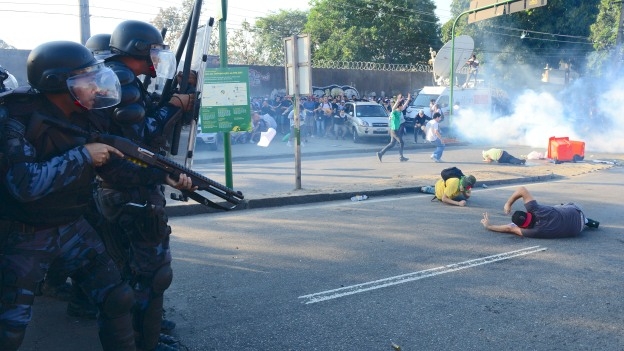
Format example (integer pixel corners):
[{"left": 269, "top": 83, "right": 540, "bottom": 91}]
[
  {"left": 67, "top": 283, "right": 98, "bottom": 319},
  {"left": 0, "top": 324, "right": 27, "bottom": 351}
]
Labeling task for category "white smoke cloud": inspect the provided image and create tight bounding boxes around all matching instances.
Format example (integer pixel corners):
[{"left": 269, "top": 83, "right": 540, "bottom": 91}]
[{"left": 451, "top": 75, "right": 624, "bottom": 153}]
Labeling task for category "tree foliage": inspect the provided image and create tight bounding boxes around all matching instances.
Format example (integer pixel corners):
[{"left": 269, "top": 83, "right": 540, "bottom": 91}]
[
  {"left": 253, "top": 9, "right": 309, "bottom": 65},
  {"left": 590, "top": 0, "right": 620, "bottom": 51},
  {"left": 152, "top": 0, "right": 198, "bottom": 48},
  {"left": 227, "top": 20, "right": 261, "bottom": 65},
  {"left": 304, "top": 0, "right": 441, "bottom": 64},
  {"left": 444, "top": 0, "right": 599, "bottom": 89}
]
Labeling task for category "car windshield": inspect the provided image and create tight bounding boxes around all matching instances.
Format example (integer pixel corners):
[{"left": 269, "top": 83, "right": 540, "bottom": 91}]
[
  {"left": 411, "top": 94, "right": 439, "bottom": 107},
  {"left": 356, "top": 105, "right": 388, "bottom": 117}
]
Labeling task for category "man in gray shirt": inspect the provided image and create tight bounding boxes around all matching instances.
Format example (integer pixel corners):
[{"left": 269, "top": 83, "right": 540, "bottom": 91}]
[{"left": 481, "top": 186, "right": 599, "bottom": 238}]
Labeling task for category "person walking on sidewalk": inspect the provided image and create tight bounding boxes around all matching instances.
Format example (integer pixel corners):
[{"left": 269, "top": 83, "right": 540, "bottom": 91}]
[
  {"left": 481, "top": 186, "right": 600, "bottom": 238},
  {"left": 426, "top": 112, "right": 445, "bottom": 162},
  {"left": 377, "top": 93, "right": 410, "bottom": 162}
]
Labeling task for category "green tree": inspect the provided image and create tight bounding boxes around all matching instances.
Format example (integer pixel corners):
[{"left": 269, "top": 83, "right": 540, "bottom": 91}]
[
  {"left": 590, "top": 0, "right": 620, "bottom": 51},
  {"left": 253, "top": 9, "right": 309, "bottom": 65},
  {"left": 445, "top": 0, "right": 598, "bottom": 88},
  {"left": 304, "top": 0, "right": 441, "bottom": 64},
  {"left": 152, "top": 0, "right": 199, "bottom": 48},
  {"left": 227, "top": 20, "right": 261, "bottom": 65}
]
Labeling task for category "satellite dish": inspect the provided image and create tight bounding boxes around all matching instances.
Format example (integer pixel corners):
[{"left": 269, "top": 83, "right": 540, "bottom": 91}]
[{"left": 433, "top": 35, "right": 474, "bottom": 84}]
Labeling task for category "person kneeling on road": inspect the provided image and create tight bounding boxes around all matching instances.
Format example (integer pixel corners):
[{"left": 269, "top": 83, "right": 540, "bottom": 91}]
[{"left": 481, "top": 186, "right": 599, "bottom": 238}]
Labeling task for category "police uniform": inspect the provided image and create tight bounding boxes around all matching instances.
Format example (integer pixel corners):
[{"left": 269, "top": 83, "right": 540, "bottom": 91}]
[
  {"left": 91, "top": 20, "right": 184, "bottom": 351},
  {"left": 0, "top": 41, "right": 135, "bottom": 351}
]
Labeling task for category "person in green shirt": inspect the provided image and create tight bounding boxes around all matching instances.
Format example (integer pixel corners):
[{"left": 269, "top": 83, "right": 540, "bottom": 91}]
[
  {"left": 482, "top": 148, "right": 526, "bottom": 165},
  {"left": 377, "top": 93, "right": 411, "bottom": 162}
]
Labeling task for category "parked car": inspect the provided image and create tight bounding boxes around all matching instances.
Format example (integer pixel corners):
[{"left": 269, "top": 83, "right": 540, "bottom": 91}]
[
  {"left": 344, "top": 101, "right": 389, "bottom": 143},
  {"left": 196, "top": 124, "right": 222, "bottom": 151}
]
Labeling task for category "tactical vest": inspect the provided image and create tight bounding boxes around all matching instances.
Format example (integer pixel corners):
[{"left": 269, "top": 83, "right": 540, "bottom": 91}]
[
  {"left": 106, "top": 61, "right": 148, "bottom": 142},
  {"left": 2, "top": 91, "right": 96, "bottom": 225}
]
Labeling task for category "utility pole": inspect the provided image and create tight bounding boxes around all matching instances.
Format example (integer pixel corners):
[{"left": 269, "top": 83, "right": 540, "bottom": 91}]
[{"left": 79, "top": 0, "right": 91, "bottom": 45}]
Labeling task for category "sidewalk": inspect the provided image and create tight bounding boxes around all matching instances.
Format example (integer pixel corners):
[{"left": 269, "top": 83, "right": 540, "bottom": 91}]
[{"left": 165, "top": 134, "right": 623, "bottom": 216}]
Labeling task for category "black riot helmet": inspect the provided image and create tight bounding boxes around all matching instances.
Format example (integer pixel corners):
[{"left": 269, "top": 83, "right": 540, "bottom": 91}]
[
  {"left": 86, "top": 33, "right": 113, "bottom": 60},
  {"left": 27, "top": 41, "right": 121, "bottom": 109},
  {"left": 109, "top": 20, "right": 176, "bottom": 79}
]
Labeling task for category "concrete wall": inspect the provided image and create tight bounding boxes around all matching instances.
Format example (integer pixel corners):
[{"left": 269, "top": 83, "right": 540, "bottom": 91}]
[{"left": 1, "top": 49, "right": 433, "bottom": 97}]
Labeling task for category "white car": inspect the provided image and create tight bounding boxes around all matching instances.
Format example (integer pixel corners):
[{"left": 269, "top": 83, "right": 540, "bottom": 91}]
[
  {"left": 344, "top": 101, "right": 389, "bottom": 143},
  {"left": 196, "top": 124, "right": 221, "bottom": 150}
]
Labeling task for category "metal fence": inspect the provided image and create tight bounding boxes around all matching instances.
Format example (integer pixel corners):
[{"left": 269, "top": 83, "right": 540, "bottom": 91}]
[{"left": 311, "top": 59, "right": 432, "bottom": 72}]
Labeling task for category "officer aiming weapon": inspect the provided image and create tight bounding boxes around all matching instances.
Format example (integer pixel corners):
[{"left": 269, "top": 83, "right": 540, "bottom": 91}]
[{"left": 38, "top": 113, "right": 244, "bottom": 211}]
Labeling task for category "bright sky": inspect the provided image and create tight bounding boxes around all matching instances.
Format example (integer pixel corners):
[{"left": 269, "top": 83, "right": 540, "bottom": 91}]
[{"left": 0, "top": 0, "right": 453, "bottom": 50}]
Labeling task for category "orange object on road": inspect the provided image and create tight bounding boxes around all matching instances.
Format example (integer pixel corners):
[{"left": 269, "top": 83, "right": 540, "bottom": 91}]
[{"left": 547, "top": 136, "right": 585, "bottom": 164}]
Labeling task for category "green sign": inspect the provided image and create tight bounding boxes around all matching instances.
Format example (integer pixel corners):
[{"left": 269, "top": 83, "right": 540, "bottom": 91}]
[{"left": 199, "top": 67, "right": 251, "bottom": 133}]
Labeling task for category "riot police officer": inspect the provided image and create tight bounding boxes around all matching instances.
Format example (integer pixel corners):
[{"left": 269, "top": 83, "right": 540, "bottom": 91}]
[
  {"left": 92, "top": 20, "right": 195, "bottom": 351},
  {"left": 0, "top": 41, "right": 135, "bottom": 351}
]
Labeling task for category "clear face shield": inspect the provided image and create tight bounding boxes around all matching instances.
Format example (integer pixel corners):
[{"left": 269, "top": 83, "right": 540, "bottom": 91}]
[
  {"left": 150, "top": 44, "right": 177, "bottom": 79},
  {"left": 66, "top": 63, "right": 121, "bottom": 110}
]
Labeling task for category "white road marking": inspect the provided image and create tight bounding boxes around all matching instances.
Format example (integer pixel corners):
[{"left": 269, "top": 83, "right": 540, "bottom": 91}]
[{"left": 298, "top": 246, "right": 547, "bottom": 304}]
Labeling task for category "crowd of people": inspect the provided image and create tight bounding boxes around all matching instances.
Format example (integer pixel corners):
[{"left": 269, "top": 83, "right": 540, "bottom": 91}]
[
  {"left": 241, "top": 94, "right": 428, "bottom": 146},
  {"left": 1, "top": 20, "right": 196, "bottom": 351}
]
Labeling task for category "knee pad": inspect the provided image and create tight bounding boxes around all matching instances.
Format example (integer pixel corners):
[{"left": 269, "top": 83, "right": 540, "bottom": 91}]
[
  {"left": 151, "top": 264, "right": 173, "bottom": 294},
  {"left": 100, "top": 282, "right": 134, "bottom": 319}
]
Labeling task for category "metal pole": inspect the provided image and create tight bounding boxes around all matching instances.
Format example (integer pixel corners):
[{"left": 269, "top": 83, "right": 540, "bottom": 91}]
[
  {"left": 292, "top": 36, "right": 302, "bottom": 189},
  {"left": 79, "top": 0, "right": 91, "bottom": 45},
  {"left": 219, "top": 0, "right": 234, "bottom": 188},
  {"left": 449, "top": 0, "right": 517, "bottom": 129}
]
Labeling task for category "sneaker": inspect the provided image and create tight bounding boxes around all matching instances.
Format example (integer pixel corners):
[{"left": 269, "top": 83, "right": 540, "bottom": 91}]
[
  {"left": 585, "top": 218, "right": 600, "bottom": 228},
  {"left": 433, "top": 158, "right": 442, "bottom": 163},
  {"left": 430, "top": 154, "right": 435, "bottom": 160},
  {"left": 421, "top": 186, "right": 435, "bottom": 194},
  {"left": 377, "top": 152, "right": 383, "bottom": 162},
  {"left": 400, "top": 157, "right": 409, "bottom": 162}
]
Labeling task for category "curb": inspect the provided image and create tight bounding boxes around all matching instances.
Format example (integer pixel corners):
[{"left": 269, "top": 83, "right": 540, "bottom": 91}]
[{"left": 164, "top": 173, "right": 561, "bottom": 217}]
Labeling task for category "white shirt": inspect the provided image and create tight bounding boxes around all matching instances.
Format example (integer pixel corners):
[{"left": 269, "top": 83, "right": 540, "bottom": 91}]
[{"left": 425, "top": 119, "right": 439, "bottom": 142}]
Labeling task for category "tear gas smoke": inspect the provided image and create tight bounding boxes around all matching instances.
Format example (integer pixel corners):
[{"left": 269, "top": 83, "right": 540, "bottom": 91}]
[{"left": 452, "top": 70, "right": 624, "bottom": 154}]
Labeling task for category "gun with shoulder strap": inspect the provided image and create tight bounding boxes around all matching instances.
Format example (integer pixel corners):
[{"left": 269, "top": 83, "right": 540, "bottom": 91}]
[{"left": 38, "top": 114, "right": 244, "bottom": 211}]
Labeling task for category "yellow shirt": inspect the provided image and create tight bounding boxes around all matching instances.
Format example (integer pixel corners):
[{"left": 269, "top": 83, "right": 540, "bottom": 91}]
[
  {"left": 434, "top": 178, "right": 462, "bottom": 200},
  {"left": 482, "top": 148, "right": 503, "bottom": 161}
]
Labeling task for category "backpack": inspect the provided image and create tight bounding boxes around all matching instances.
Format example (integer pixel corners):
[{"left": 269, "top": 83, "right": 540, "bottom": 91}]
[{"left": 441, "top": 167, "right": 464, "bottom": 184}]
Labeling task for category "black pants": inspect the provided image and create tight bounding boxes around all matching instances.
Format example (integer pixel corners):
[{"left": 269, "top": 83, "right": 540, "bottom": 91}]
[
  {"left": 379, "top": 128, "right": 404, "bottom": 158},
  {"left": 499, "top": 151, "right": 524, "bottom": 164}
]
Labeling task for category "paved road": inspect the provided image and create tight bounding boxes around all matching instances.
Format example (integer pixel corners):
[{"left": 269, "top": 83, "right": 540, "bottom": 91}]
[{"left": 21, "top": 142, "right": 624, "bottom": 351}]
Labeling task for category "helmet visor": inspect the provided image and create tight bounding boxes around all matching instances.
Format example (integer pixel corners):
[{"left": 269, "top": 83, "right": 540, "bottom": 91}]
[
  {"left": 3, "top": 73, "right": 18, "bottom": 90},
  {"left": 66, "top": 63, "right": 121, "bottom": 109},
  {"left": 150, "top": 45, "right": 176, "bottom": 79}
]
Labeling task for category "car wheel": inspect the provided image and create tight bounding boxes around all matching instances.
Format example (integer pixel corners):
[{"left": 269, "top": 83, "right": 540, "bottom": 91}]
[{"left": 352, "top": 128, "right": 361, "bottom": 143}]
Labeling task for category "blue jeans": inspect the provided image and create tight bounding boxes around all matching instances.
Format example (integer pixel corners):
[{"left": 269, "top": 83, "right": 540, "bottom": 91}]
[
  {"left": 432, "top": 138, "right": 445, "bottom": 160},
  {"left": 315, "top": 118, "right": 325, "bottom": 137}
]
